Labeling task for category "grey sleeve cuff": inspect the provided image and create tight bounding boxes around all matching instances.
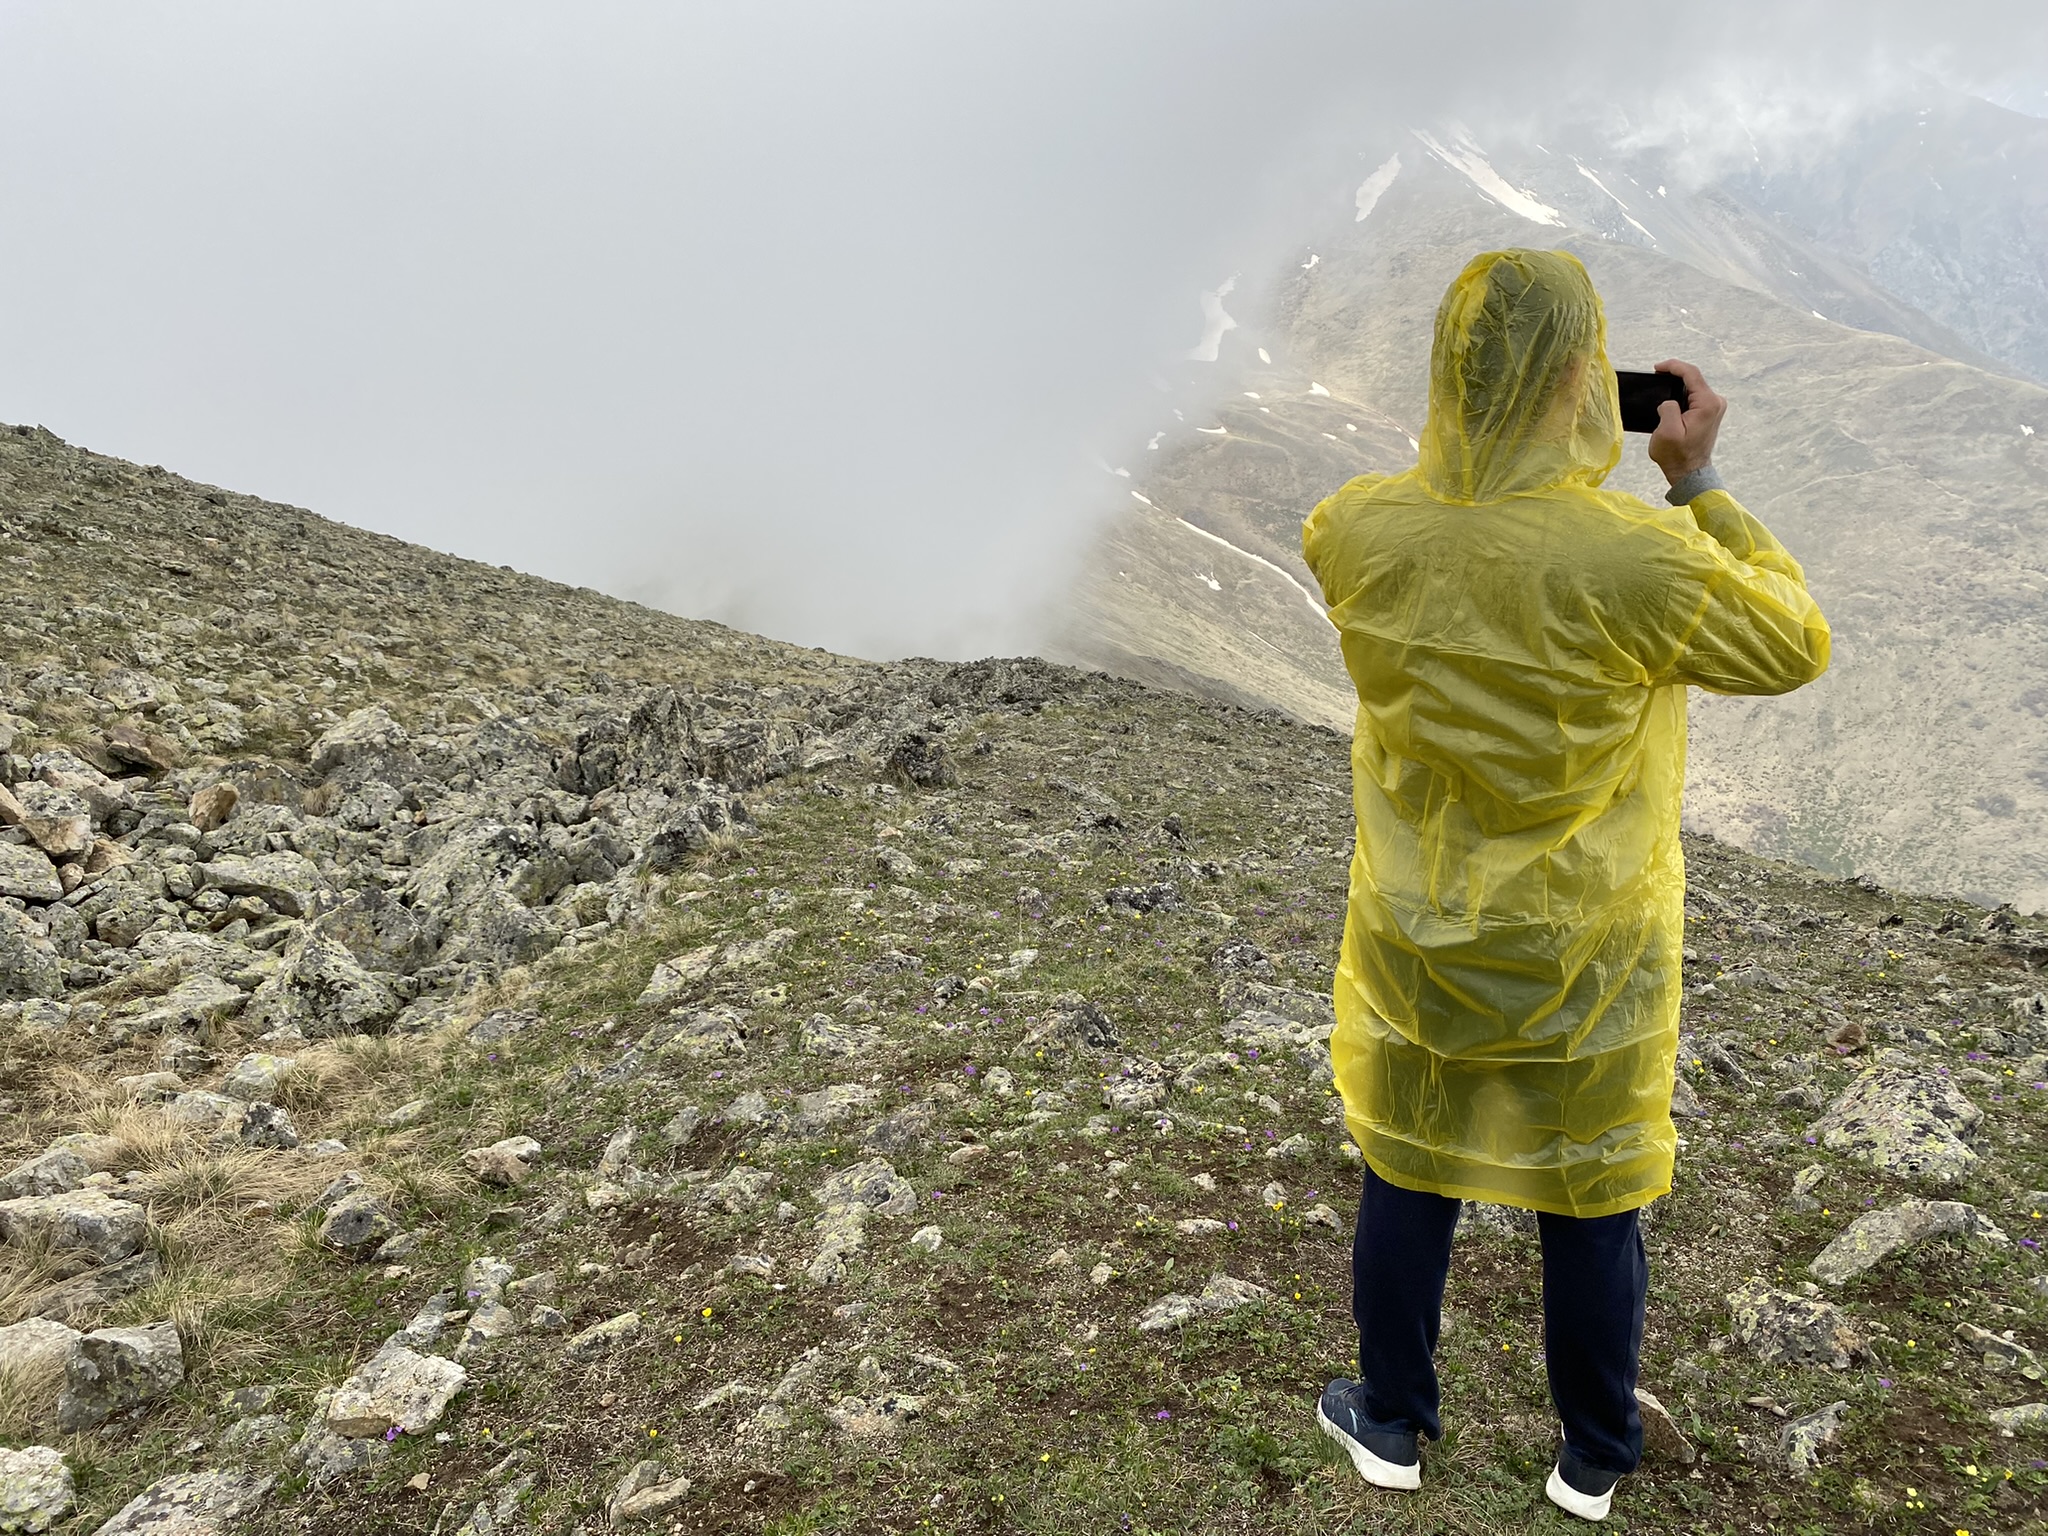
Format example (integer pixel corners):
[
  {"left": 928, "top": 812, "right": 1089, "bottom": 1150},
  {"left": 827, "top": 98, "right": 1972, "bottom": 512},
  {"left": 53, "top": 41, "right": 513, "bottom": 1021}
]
[{"left": 1664, "top": 464, "right": 1726, "bottom": 506}]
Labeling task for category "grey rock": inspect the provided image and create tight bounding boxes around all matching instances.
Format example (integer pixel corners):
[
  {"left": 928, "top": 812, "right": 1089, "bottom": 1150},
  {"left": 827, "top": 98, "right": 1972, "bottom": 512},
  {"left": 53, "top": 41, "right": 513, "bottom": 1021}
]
[
  {"left": 564, "top": 1311, "right": 640, "bottom": 1364},
  {"left": 0, "top": 1191, "right": 148, "bottom": 1264},
  {"left": 88, "top": 1470, "right": 273, "bottom": 1535},
  {"left": 197, "top": 852, "right": 327, "bottom": 918},
  {"left": 23, "top": 1251, "right": 162, "bottom": 1326},
  {"left": 243, "top": 932, "right": 400, "bottom": 1037},
  {"left": 1778, "top": 1400, "right": 1849, "bottom": 1477},
  {"left": 1726, "top": 1278, "right": 1871, "bottom": 1368},
  {"left": 319, "top": 1192, "right": 399, "bottom": 1256},
  {"left": 862, "top": 1101, "right": 939, "bottom": 1156},
  {"left": 806, "top": 1204, "right": 870, "bottom": 1286},
  {"left": 325, "top": 1345, "right": 467, "bottom": 1436},
  {"left": 660, "top": 1106, "right": 702, "bottom": 1147},
  {"left": 1135, "top": 1272, "right": 1275, "bottom": 1332},
  {"left": 1807, "top": 1052, "right": 1983, "bottom": 1185},
  {"left": 1810, "top": 1199, "right": 2007, "bottom": 1285},
  {"left": 229, "top": 1101, "right": 299, "bottom": 1150},
  {"left": 608, "top": 1460, "right": 692, "bottom": 1526},
  {"left": 799, "top": 1012, "right": 876, "bottom": 1056},
  {"left": 825, "top": 1392, "right": 925, "bottom": 1438},
  {"left": 0, "top": 843, "right": 61, "bottom": 904},
  {"left": 635, "top": 945, "right": 720, "bottom": 1008},
  {"left": 0, "top": 1445, "right": 72, "bottom": 1534},
  {"left": 118, "top": 975, "right": 246, "bottom": 1037},
  {"left": 642, "top": 1005, "right": 749, "bottom": 1057},
  {"left": 0, "top": 910, "right": 62, "bottom": 1002},
  {"left": 0, "top": 1149, "right": 91, "bottom": 1202},
  {"left": 1017, "top": 993, "right": 1119, "bottom": 1056},
  {"left": 55, "top": 1321, "right": 185, "bottom": 1430},
  {"left": 162, "top": 1091, "right": 240, "bottom": 1130},
  {"left": 465, "top": 1009, "right": 538, "bottom": 1046},
  {"left": 1957, "top": 1322, "right": 2044, "bottom": 1380},
  {"left": 291, "top": 1413, "right": 390, "bottom": 1486},
  {"left": 310, "top": 885, "right": 436, "bottom": 975},
  {"left": 218, "top": 1053, "right": 295, "bottom": 1102},
  {"left": 13, "top": 784, "right": 90, "bottom": 860},
  {"left": 816, "top": 1158, "right": 916, "bottom": 1218}
]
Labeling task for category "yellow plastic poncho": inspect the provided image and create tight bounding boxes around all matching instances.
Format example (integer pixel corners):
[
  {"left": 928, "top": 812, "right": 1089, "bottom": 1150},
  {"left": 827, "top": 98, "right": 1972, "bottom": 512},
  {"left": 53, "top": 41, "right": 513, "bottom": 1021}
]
[{"left": 1302, "top": 249, "right": 1830, "bottom": 1217}]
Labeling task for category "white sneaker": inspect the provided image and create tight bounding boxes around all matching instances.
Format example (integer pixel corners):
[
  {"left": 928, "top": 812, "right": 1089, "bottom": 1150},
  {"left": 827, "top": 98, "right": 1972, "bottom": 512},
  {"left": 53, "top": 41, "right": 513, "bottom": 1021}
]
[
  {"left": 1315, "top": 1380, "right": 1422, "bottom": 1491},
  {"left": 1545, "top": 1459, "right": 1617, "bottom": 1521}
]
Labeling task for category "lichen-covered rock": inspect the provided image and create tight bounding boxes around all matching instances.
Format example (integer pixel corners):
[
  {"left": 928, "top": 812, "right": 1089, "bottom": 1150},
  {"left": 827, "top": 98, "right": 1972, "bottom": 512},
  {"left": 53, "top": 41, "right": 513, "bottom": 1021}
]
[
  {"left": 1957, "top": 1322, "right": 2044, "bottom": 1380},
  {"left": 816, "top": 1158, "right": 916, "bottom": 1218},
  {"left": 1135, "top": 1272, "right": 1275, "bottom": 1332},
  {"left": 1810, "top": 1199, "right": 2007, "bottom": 1286},
  {"left": 1726, "top": 1278, "right": 1871, "bottom": 1369},
  {"left": 1778, "top": 1400, "right": 1848, "bottom": 1477},
  {"left": 1807, "top": 1052, "right": 1983, "bottom": 1185},
  {"left": 325, "top": 1345, "right": 467, "bottom": 1437},
  {"left": 0, "top": 1191, "right": 148, "bottom": 1264},
  {"left": 564, "top": 1311, "right": 640, "bottom": 1364},
  {"left": 608, "top": 1460, "right": 693, "bottom": 1525},
  {"left": 243, "top": 932, "right": 400, "bottom": 1037},
  {"left": 0, "top": 843, "right": 61, "bottom": 905},
  {"left": 464, "top": 1136, "right": 542, "bottom": 1187},
  {"left": 1634, "top": 1387, "right": 1696, "bottom": 1465},
  {"left": 20, "top": 1252, "right": 162, "bottom": 1326},
  {"left": 1016, "top": 993, "right": 1119, "bottom": 1057},
  {"left": 55, "top": 1321, "right": 184, "bottom": 1430},
  {"left": 12, "top": 783, "right": 90, "bottom": 860},
  {"left": 90, "top": 1469, "right": 273, "bottom": 1535},
  {"left": 0, "top": 910, "right": 62, "bottom": 1002},
  {"left": 0, "top": 1149, "right": 90, "bottom": 1202},
  {"left": 0, "top": 1445, "right": 72, "bottom": 1534},
  {"left": 1990, "top": 1401, "right": 2048, "bottom": 1435},
  {"left": 635, "top": 945, "right": 720, "bottom": 1008},
  {"left": 228, "top": 1101, "right": 300, "bottom": 1150},
  {"left": 219, "top": 1052, "right": 296, "bottom": 1102},
  {"left": 318, "top": 1192, "right": 399, "bottom": 1256},
  {"left": 196, "top": 851, "right": 327, "bottom": 918}
]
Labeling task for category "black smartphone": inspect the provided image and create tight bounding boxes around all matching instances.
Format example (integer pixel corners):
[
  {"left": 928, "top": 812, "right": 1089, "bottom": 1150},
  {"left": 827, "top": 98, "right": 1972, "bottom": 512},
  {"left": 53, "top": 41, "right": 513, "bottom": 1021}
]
[{"left": 1615, "top": 370, "right": 1688, "bottom": 434}]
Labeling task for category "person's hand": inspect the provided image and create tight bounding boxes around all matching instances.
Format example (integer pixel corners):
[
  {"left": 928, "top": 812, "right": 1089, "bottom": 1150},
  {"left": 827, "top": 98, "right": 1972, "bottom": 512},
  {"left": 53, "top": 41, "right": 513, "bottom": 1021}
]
[{"left": 1646, "top": 359, "right": 1725, "bottom": 486}]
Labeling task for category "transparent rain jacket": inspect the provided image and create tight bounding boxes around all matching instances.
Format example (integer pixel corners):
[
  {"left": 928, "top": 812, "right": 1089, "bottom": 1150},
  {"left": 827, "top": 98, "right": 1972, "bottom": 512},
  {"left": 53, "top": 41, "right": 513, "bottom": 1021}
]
[{"left": 1302, "top": 250, "right": 1830, "bottom": 1216}]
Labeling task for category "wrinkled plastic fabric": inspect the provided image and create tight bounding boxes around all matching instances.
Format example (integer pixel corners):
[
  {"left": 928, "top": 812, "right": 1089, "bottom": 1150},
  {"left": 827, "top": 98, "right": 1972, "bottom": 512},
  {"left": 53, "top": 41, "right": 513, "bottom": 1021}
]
[{"left": 1302, "top": 250, "right": 1830, "bottom": 1217}]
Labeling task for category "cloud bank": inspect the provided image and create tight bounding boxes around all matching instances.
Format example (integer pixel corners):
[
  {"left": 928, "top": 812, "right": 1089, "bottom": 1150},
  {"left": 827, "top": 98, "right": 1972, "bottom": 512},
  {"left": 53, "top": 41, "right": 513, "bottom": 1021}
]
[{"left": 1, "top": 2, "right": 2041, "bottom": 657}]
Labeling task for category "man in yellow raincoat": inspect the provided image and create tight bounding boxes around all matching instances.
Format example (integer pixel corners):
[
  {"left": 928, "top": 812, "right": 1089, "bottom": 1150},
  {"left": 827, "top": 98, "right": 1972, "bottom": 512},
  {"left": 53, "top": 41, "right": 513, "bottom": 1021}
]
[{"left": 1302, "top": 249, "right": 1829, "bottom": 1521}]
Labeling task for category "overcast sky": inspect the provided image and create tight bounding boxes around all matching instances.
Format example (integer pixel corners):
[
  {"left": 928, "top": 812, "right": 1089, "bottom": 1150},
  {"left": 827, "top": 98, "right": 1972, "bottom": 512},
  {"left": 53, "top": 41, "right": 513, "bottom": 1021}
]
[{"left": 2, "top": 3, "right": 2043, "bottom": 658}]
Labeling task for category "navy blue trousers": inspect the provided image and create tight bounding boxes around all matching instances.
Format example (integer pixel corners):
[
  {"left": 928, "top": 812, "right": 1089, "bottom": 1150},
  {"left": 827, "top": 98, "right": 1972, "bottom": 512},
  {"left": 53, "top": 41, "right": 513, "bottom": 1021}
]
[{"left": 1349, "top": 1163, "right": 1647, "bottom": 1475}]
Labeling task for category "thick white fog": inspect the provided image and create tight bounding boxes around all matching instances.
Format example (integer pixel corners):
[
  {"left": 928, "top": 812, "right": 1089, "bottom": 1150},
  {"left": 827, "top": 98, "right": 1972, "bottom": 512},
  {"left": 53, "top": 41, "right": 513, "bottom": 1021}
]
[{"left": 1, "top": 2, "right": 2041, "bottom": 657}]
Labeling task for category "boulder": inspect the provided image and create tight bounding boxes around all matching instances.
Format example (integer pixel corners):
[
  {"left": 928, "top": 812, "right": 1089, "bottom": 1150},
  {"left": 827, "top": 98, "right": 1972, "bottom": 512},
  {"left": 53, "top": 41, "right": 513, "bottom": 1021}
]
[
  {"left": 0, "top": 1191, "right": 148, "bottom": 1264},
  {"left": 564, "top": 1311, "right": 641, "bottom": 1364},
  {"left": 1778, "top": 1400, "right": 1849, "bottom": 1477},
  {"left": 0, "top": 1445, "right": 72, "bottom": 1534},
  {"left": 0, "top": 1149, "right": 91, "bottom": 1202},
  {"left": 187, "top": 783, "right": 239, "bottom": 833},
  {"left": 816, "top": 1159, "right": 916, "bottom": 1218},
  {"left": 1725, "top": 1278, "right": 1871, "bottom": 1369},
  {"left": 1135, "top": 1273, "right": 1275, "bottom": 1332},
  {"left": 0, "top": 843, "right": 60, "bottom": 904},
  {"left": 243, "top": 933, "right": 400, "bottom": 1037},
  {"left": 325, "top": 1345, "right": 467, "bottom": 1437},
  {"left": 90, "top": 1471, "right": 273, "bottom": 1535},
  {"left": 196, "top": 852, "right": 327, "bottom": 918},
  {"left": 464, "top": 1136, "right": 543, "bottom": 1187},
  {"left": 0, "top": 910, "right": 62, "bottom": 1002},
  {"left": 310, "top": 885, "right": 437, "bottom": 975},
  {"left": 219, "top": 1053, "right": 295, "bottom": 1102},
  {"left": 116, "top": 975, "right": 247, "bottom": 1038},
  {"left": 226, "top": 1102, "right": 299, "bottom": 1150},
  {"left": 55, "top": 1321, "right": 185, "bottom": 1430},
  {"left": 1809, "top": 1199, "right": 2007, "bottom": 1286},
  {"left": 11, "top": 784, "right": 90, "bottom": 860},
  {"left": 1807, "top": 1052, "right": 1983, "bottom": 1185}
]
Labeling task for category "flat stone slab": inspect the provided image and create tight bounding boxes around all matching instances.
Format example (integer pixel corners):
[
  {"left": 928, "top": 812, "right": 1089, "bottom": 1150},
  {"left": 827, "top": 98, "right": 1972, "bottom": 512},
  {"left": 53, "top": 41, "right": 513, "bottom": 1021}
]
[
  {"left": 0, "top": 1191, "right": 148, "bottom": 1265},
  {"left": 89, "top": 1470, "right": 273, "bottom": 1535},
  {"left": 1807, "top": 1052, "right": 1983, "bottom": 1185},
  {"left": 0, "top": 1445, "right": 72, "bottom": 1534},
  {"left": 1810, "top": 1199, "right": 2006, "bottom": 1286},
  {"left": 1726, "top": 1278, "right": 1871, "bottom": 1369},
  {"left": 1135, "top": 1273, "right": 1275, "bottom": 1332},
  {"left": 324, "top": 1346, "right": 467, "bottom": 1437}
]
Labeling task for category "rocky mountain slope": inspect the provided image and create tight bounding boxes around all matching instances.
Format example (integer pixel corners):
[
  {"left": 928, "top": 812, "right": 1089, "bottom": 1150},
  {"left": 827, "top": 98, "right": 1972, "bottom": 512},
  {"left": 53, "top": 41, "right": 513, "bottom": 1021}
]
[
  {"left": 1050, "top": 119, "right": 2048, "bottom": 913},
  {"left": 1, "top": 428, "right": 2047, "bottom": 1534}
]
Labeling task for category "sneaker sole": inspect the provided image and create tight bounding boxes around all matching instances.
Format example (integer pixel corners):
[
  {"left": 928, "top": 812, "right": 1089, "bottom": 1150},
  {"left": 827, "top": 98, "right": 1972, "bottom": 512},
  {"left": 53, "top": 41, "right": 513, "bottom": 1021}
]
[
  {"left": 1315, "top": 1404, "right": 1422, "bottom": 1491},
  {"left": 1544, "top": 1464, "right": 1612, "bottom": 1522}
]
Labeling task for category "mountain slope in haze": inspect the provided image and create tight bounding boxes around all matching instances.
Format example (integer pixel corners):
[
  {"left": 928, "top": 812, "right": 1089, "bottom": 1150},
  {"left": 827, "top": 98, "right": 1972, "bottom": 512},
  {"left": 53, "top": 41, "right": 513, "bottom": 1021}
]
[
  {"left": 1050, "top": 121, "right": 2048, "bottom": 912},
  {"left": 4, "top": 426, "right": 2048, "bottom": 1536}
]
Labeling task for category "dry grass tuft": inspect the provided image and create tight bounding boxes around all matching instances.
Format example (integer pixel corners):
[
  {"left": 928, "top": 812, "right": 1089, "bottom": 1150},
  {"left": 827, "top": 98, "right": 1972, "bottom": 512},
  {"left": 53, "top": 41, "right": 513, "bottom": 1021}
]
[{"left": 0, "top": 1349, "right": 65, "bottom": 1441}]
